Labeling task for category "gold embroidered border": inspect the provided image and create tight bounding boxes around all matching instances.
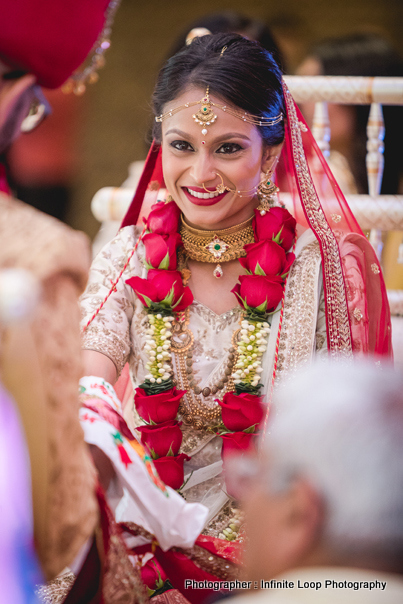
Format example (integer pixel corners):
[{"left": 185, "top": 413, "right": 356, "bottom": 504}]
[
  {"left": 36, "top": 572, "right": 75, "bottom": 604},
  {"left": 275, "top": 241, "right": 322, "bottom": 381},
  {"left": 283, "top": 83, "right": 353, "bottom": 358},
  {"left": 82, "top": 325, "right": 129, "bottom": 375},
  {"left": 177, "top": 542, "right": 238, "bottom": 580}
]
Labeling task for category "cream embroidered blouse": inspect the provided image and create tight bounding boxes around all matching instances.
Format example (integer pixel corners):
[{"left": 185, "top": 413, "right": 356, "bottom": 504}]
[{"left": 81, "top": 225, "right": 327, "bottom": 535}]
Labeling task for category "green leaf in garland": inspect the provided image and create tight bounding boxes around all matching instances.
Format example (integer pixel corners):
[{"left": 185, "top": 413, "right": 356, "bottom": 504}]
[
  {"left": 243, "top": 423, "right": 259, "bottom": 434},
  {"left": 254, "top": 262, "right": 266, "bottom": 276},
  {"left": 151, "top": 580, "right": 175, "bottom": 598},
  {"left": 139, "top": 378, "right": 174, "bottom": 395},
  {"left": 149, "top": 447, "right": 158, "bottom": 460},
  {"left": 272, "top": 225, "right": 284, "bottom": 245},
  {"left": 166, "top": 445, "right": 174, "bottom": 457},
  {"left": 146, "top": 303, "right": 173, "bottom": 317},
  {"left": 235, "top": 382, "right": 263, "bottom": 396},
  {"left": 161, "top": 285, "right": 175, "bottom": 307},
  {"left": 141, "top": 294, "right": 153, "bottom": 308},
  {"left": 158, "top": 251, "right": 170, "bottom": 270},
  {"left": 255, "top": 299, "right": 268, "bottom": 313}
]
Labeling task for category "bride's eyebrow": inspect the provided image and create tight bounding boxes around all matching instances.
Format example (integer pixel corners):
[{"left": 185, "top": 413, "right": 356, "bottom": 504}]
[
  {"left": 165, "top": 128, "right": 193, "bottom": 138},
  {"left": 165, "top": 128, "right": 251, "bottom": 143}
]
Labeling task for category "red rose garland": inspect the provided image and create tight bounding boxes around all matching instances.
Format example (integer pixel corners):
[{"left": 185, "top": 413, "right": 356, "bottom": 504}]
[
  {"left": 218, "top": 207, "right": 296, "bottom": 461},
  {"left": 126, "top": 199, "right": 296, "bottom": 491}
]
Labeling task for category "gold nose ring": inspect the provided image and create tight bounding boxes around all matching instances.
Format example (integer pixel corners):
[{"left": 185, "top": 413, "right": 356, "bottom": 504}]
[{"left": 202, "top": 172, "right": 227, "bottom": 195}]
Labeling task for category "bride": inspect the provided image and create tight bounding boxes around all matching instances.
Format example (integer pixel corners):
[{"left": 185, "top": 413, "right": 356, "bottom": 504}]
[{"left": 80, "top": 32, "right": 391, "bottom": 595}]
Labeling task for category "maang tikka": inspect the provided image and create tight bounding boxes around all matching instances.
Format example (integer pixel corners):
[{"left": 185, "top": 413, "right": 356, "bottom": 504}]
[{"left": 193, "top": 86, "right": 217, "bottom": 137}]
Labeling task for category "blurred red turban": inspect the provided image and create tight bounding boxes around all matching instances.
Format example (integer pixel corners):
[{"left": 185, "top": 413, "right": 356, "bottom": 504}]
[{"left": 0, "top": 0, "right": 112, "bottom": 89}]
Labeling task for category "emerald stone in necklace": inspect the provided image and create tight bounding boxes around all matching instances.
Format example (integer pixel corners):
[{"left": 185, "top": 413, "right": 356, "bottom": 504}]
[{"left": 205, "top": 236, "right": 229, "bottom": 259}]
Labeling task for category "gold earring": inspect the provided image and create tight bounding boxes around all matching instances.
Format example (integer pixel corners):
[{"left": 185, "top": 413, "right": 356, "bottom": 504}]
[{"left": 256, "top": 171, "right": 279, "bottom": 216}]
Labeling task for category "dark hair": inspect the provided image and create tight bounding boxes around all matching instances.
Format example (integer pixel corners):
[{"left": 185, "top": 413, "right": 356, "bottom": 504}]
[
  {"left": 169, "top": 12, "right": 283, "bottom": 70},
  {"left": 152, "top": 33, "right": 285, "bottom": 147},
  {"left": 310, "top": 33, "right": 403, "bottom": 194}
]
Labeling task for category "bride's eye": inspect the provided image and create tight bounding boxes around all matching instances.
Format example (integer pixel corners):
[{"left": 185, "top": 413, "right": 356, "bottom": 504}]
[
  {"left": 216, "top": 142, "right": 243, "bottom": 154},
  {"left": 170, "top": 140, "right": 194, "bottom": 152}
]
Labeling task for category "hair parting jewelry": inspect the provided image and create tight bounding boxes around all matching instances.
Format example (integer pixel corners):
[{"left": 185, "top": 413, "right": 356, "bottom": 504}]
[{"left": 155, "top": 85, "right": 283, "bottom": 135}]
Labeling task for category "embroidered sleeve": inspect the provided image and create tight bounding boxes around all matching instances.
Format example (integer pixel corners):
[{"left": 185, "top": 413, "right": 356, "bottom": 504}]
[
  {"left": 80, "top": 226, "right": 143, "bottom": 376},
  {"left": 315, "top": 284, "right": 328, "bottom": 355}
]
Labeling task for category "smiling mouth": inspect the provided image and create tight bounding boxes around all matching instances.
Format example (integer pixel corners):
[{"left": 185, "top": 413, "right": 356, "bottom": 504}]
[
  {"left": 182, "top": 186, "right": 228, "bottom": 206},
  {"left": 185, "top": 187, "right": 221, "bottom": 199}
]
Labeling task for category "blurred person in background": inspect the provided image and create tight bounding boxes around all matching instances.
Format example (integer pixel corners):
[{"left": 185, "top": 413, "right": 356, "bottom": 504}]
[
  {"left": 229, "top": 361, "right": 403, "bottom": 603},
  {"left": 297, "top": 33, "right": 403, "bottom": 196},
  {"left": 169, "top": 11, "right": 283, "bottom": 68},
  {"left": 297, "top": 33, "right": 403, "bottom": 291},
  {"left": 0, "top": 1, "right": 208, "bottom": 602},
  {"left": 5, "top": 88, "right": 84, "bottom": 223}
]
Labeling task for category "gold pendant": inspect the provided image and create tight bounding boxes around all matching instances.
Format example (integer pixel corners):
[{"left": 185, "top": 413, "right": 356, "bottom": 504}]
[{"left": 213, "top": 264, "right": 223, "bottom": 278}]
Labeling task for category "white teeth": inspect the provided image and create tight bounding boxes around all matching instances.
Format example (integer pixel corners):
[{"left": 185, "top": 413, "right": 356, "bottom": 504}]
[{"left": 186, "top": 188, "right": 221, "bottom": 199}]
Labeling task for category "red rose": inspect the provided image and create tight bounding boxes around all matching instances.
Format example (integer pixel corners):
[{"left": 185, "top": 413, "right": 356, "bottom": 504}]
[
  {"left": 219, "top": 392, "right": 264, "bottom": 432},
  {"left": 281, "top": 252, "right": 296, "bottom": 278},
  {"left": 240, "top": 240, "right": 286, "bottom": 276},
  {"left": 143, "top": 232, "right": 182, "bottom": 270},
  {"left": 153, "top": 453, "right": 191, "bottom": 490},
  {"left": 220, "top": 432, "right": 258, "bottom": 461},
  {"left": 145, "top": 201, "right": 181, "bottom": 235},
  {"left": 140, "top": 559, "right": 167, "bottom": 590},
  {"left": 232, "top": 274, "right": 284, "bottom": 312},
  {"left": 134, "top": 387, "right": 185, "bottom": 424},
  {"left": 253, "top": 207, "right": 296, "bottom": 251},
  {"left": 126, "top": 269, "right": 193, "bottom": 311},
  {"left": 136, "top": 420, "right": 183, "bottom": 458}
]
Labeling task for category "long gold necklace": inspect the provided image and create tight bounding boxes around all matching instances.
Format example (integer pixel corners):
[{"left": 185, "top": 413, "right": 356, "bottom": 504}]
[
  {"left": 180, "top": 214, "right": 255, "bottom": 278},
  {"left": 171, "top": 306, "right": 242, "bottom": 430}
]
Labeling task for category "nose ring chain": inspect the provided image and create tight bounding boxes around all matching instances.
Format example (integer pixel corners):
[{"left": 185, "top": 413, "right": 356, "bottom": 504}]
[
  {"left": 201, "top": 173, "right": 228, "bottom": 195},
  {"left": 201, "top": 172, "right": 258, "bottom": 198}
]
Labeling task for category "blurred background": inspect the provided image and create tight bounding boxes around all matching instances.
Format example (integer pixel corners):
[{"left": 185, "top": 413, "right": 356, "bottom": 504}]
[{"left": 5, "top": 0, "right": 403, "bottom": 242}]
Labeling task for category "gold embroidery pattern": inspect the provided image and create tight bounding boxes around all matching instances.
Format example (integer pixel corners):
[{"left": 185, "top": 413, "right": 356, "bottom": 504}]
[
  {"left": 371, "top": 263, "right": 380, "bottom": 274},
  {"left": 353, "top": 308, "right": 363, "bottom": 323},
  {"left": 283, "top": 83, "right": 353, "bottom": 358},
  {"left": 276, "top": 242, "right": 322, "bottom": 380},
  {"left": 191, "top": 302, "right": 242, "bottom": 333},
  {"left": 36, "top": 572, "right": 75, "bottom": 603},
  {"left": 103, "top": 531, "right": 148, "bottom": 604},
  {"left": 180, "top": 423, "right": 217, "bottom": 455},
  {"left": 82, "top": 325, "right": 130, "bottom": 375},
  {"left": 331, "top": 214, "right": 342, "bottom": 223},
  {"left": 178, "top": 541, "right": 238, "bottom": 579}
]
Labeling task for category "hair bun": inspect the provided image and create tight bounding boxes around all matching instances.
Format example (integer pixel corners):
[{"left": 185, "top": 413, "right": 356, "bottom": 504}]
[{"left": 186, "top": 27, "right": 212, "bottom": 46}]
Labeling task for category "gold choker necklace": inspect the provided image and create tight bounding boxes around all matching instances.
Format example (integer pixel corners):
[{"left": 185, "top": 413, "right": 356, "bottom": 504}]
[{"left": 180, "top": 214, "right": 255, "bottom": 278}]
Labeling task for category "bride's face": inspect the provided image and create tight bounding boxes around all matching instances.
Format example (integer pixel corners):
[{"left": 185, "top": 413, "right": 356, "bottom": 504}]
[{"left": 161, "top": 87, "right": 272, "bottom": 230}]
